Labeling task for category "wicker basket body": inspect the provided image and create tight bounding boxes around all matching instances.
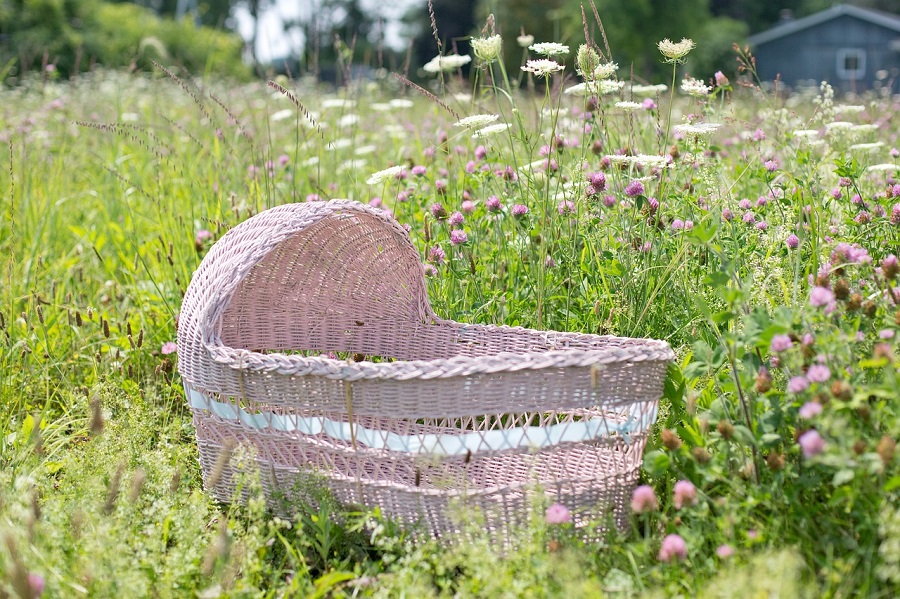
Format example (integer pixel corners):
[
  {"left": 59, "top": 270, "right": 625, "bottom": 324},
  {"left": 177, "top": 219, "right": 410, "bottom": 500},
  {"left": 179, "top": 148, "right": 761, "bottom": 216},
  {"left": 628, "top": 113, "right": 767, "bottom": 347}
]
[{"left": 178, "top": 200, "right": 674, "bottom": 538}]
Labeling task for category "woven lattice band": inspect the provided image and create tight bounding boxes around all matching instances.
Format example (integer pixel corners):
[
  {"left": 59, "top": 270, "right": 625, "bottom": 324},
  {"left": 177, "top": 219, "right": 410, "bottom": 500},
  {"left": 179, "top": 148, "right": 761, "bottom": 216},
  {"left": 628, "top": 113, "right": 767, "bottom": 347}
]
[{"left": 177, "top": 200, "right": 674, "bottom": 539}]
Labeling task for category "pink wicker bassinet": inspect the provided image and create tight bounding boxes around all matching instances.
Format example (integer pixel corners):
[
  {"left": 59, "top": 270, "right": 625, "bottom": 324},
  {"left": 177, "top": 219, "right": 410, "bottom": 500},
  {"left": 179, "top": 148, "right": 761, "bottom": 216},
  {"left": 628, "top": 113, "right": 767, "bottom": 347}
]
[{"left": 177, "top": 199, "right": 674, "bottom": 539}]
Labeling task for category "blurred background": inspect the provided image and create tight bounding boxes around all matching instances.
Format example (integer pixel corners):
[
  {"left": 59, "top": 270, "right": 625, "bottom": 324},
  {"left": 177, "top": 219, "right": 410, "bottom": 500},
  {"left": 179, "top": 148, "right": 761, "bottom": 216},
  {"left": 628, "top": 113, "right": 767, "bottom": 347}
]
[{"left": 1, "top": 0, "right": 899, "bottom": 84}]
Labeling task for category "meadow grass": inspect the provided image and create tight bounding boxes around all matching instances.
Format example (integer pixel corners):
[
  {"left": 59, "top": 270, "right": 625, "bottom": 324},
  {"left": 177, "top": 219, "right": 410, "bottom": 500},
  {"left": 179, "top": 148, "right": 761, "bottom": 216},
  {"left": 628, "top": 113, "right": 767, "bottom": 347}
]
[{"left": 0, "top": 39, "right": 898, "bottom": 597}]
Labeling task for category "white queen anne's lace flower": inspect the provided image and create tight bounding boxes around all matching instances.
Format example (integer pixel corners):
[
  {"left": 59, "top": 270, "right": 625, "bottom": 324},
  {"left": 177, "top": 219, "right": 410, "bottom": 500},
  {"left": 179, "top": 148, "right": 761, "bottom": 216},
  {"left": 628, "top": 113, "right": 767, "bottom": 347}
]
[
  {"left": 472, "top": 123, "right": 511, "bottom": 138},
  {"left": 615, "top": 101, "right": 643, "bottom": 111},
  {"left": 366, "top": 165, "right": 404, "bottom": 185},
  {"left": 517, "top": 34, "right": 534, "bottom": 47},
  {"left": 522, "top": 59, "right": 564, "bottom": 77},
  {"left": 529, "top": 42, "right": 569, "bottom": 57},
  {"left": 673, "top": 123, "right": 721, "bottom": 137},
  {"left": 593, "top": 62, "right": 618, "bottom": 80},
  {"left": 658, "top": 38, "right": 695, "bottom": 62},
  {"left": 471, "top": 34, "right": 502, "bottom": 62},
  {"left": 454, "top": 114, "right": 500, "bottom": 129},
  {"left": 423, "top": 54, "right": 472, "bottom": 73},
  {"left": 681, "top": 76, "right": 710, "bottom": 96}
]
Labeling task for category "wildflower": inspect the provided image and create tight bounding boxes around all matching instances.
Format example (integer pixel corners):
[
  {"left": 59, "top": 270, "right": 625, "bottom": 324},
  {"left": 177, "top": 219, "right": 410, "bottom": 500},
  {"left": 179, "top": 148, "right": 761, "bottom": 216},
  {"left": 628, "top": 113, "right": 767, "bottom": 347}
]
[
  {"left": 411, "top": 165, "right": 427, "bottom": 177},
  {"left": 449, "top": 229, "right": 468, "bottom": 245},
  {"left": 475, "top": 145, "right": 487, "bottom": 160},
  {"left": 786, "top": 233, "right": 800, "bottom": 248},
  {"left": 423, "top": 263, "right": 438, "bottom": 277},
  {"left": 807, "top": 364, "right": 831, "bottom": 383},
  {"left": 742, "top": 212, "right": 756, "bottom": 224},
  {"left": 799, "top": 401, "right": 823, "bottom": 419},
  {"left": 893, "top": 147, "right": 900, "bottom": 158},
  {"left": 715, "top": 71, "right": 729, "bottom": 87},
  {"left": 615, "top": 101, "right": 643, "bottom": 111},
  {"left": 755, "top": 220, "right": 768, "bottom": 230},
  {"left": 770, "top": 334, "right": 793, "bottom": 352},
  {"left": 722, "top": 208, "right": 734, "bottom": 221},
  {"left": 428, "top": 245, "right": 446, "bottom": 264},
  {"left": 545, "top": 502, "right": 572, "bottom": 524},
  {"left": 522, "top": 59, "right": 565, "bottom": 78},
  {"left": 27, "top": 573, "right": 44, "bottom": 596},
  {"left": 472, "top": 123, "right": 511, "bottom": 138},
  {"left": 810, "top": 286, "right": 835, "bottom": 307},
  {"left": 673, "top": 480, "right": 698, "bottom": 509},
  {"left": 486, "top": 195, "right": 502, "bottom": 212},
  {"left": 658, "top": 534, "right": 688, "bottom": 562},
  {"left": 471, "top": 34, "right": 502, "bottom": 63},
  {"left": 658, "top": 38, "right": 695, "bottom": 62},
  {"left": 716, "top": 544, "right": 735, "bottom": 559},
  {"left": 892, "top": 204, "right": 900, "bottom": 225},
  {"left": 422, "top": 54, "right": 472, "bottom": 74},
  {"left": 593, "top": 62, "right": 618, "bottom": 80},
  {"left": 576, "top": 44, "right": 600, "bottom": 77},
  {"left": 631, "top": 83, "right": 668, "bottom": 95},
  {"left": 161, "top": 342, "right": 177, "bottom": 355},
  {"left": 673, "top": 123, "right": 720, "bottom": 138},
  {"left": 511, "top": 204, "right": 529, "bottom": 217},
  {"left": 671, "top": 219, "right": 685, "bottom": 231},
  {"left": 195, "top": 229, "right": 212, "bottom": 249},
  {"left": 557, "top": 200, "right": 575, "bottom": 214},
  {"left": 529, "top": 42, "right": 569, "bottom": 56},
  {"left": 517, "top": 34, "right": 534, "bottom": 47},
  {"left": 589, "top": 172, "right": 607, "bottom": 190},
  {"left": 368, "top": 197, "right": 382, "bottom": 208},
  {"left": 366, "top": 165, "right": 404, "bottom": 185},
  {"left": 788, "top": 376, "right": 810, "bottom": 394},
  {"left": 883, "top": 255, "right": 899, "bottom": 279},
  {"left": 624, "top": 180, "right": 645, "bottom": 197},
  {"left": 431, "top": 203, "right": 447, "bottom": 219},
  {"left": 631, "top": 485, "right": 658, "bottom": 513},
  {"left": 461, "top": 200, "right": 475, "bottom": 214},
  {"left": 454, "top": 114, "right": 499, "bottom": 129},
  {"left": 681, "top": 77, "right": 711, "bottom": 96},
  {"left": 764, "top": 160, "right": 778, "bottom": 172},
  {"left": 799, "top": 429, "right": 826, "bottom": 458},
  {"left": 642, "top": 98, "right": 657, "bottom": 110},
  {"left": 448, "top": 211, "right": 465, "bottom": 226}
]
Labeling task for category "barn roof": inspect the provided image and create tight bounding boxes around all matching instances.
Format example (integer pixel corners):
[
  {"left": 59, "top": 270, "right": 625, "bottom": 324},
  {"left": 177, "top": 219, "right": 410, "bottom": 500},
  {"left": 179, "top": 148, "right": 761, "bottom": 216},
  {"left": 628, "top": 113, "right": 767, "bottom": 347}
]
[{"left": 748, "top": 4, "right": 900, "bottom": 46}]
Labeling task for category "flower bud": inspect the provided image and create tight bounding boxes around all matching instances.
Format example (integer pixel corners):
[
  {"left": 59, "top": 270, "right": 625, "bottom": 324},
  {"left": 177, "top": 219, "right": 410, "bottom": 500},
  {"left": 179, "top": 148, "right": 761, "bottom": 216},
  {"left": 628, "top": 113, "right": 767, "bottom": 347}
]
[
  {"left": 576, "top": 44, "right": 600, "bottom": 78},
  {"left": 717, "top": 420, "right": 734, "bottom": 439},
  {"left": 661, "top": 428, "right": 682, "bottom": 451}
]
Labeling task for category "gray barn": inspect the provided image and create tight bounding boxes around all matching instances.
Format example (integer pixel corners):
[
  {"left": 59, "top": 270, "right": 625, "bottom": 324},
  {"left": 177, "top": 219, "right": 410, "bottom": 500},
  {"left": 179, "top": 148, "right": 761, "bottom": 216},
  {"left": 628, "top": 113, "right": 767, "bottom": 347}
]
[{"left": 748, "top": 4, "right": 900, "bottom": 93}]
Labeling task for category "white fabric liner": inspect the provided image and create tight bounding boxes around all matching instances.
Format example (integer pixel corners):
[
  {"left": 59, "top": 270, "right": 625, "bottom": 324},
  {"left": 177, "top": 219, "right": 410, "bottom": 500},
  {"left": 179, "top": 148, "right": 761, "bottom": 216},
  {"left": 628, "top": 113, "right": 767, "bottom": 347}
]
[{"left": 187, "top": 385, "right": 656, "bottom": 456}]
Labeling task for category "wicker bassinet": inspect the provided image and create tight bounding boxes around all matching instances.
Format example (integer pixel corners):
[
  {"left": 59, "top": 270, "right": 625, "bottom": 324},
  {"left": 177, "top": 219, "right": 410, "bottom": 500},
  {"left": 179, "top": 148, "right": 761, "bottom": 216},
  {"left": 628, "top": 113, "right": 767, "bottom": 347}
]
[{"left": 177, "top": 199, "right": 674, "bottom": 539}]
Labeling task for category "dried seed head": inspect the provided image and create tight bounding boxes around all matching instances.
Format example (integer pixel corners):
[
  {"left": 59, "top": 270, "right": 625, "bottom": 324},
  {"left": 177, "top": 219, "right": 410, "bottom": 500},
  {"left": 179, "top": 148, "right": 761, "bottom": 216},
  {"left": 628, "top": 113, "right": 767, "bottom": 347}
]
[
  {"left": 833, "top": 278, "right": 850, "bottom": 300},
  {"left": 717, "top": 420, "right": 734, "bottom": 439},
  {"left": 765, "top": 452, "right": 785, "bottom": 471},
  {"left": 169, "top": 468, "right": 182, "bottom": 494},
  {"left": 852, "top": 439, "right": 867, "bottom": 455},
  {"left": 876, "top": 435, "right": 896, "bottom": 466},
  {"left": 102, "top": 318, "right": 110, "bottom": 338},
  {"left": 692, "top": 447, "right": 711, "bottom": 464},
  {"left": 848, "top": 293, "right": 862, "bottom": 311},
  {"left": 103, "top": 462, "right": 125, "bottom": 515},
  {"left": 863, "top": 301, "right": 877, "bottom": 318},
  {"left": 128, "top": 468, "right": 147, "bottom": 503},
  {"left": 661, "top": 428, "right": 682, "bottom": 451},
  {"left": 90, "top": 396, "right": 104, "bottom": 435},
  {"left": 755, "top": 368, "right": 772, "bottom": 393},
  {"left": 830, "top": 380, "right": 853, "bottom": 401}
]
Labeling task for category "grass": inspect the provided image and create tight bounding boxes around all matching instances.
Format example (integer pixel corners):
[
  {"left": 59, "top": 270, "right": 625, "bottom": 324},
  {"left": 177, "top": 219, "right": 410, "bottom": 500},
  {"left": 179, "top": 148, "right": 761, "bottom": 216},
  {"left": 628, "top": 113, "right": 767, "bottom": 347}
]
[{"left": 0, "top": 37, "right": 898, "bottom": 597}]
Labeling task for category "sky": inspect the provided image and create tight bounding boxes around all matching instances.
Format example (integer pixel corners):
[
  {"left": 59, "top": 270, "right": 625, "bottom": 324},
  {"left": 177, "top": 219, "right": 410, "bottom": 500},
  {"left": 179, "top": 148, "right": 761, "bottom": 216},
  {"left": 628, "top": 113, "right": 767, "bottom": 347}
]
[{"left": 232, "top": 0, "right": 419, "bottom": 63}]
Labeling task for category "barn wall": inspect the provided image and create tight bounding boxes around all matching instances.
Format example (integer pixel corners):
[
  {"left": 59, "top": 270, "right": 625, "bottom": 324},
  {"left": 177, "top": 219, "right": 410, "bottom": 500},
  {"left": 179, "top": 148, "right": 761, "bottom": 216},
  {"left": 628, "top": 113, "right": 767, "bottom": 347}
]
[{"left": 754, "top": 15, "right": 900, "bottom": 92}]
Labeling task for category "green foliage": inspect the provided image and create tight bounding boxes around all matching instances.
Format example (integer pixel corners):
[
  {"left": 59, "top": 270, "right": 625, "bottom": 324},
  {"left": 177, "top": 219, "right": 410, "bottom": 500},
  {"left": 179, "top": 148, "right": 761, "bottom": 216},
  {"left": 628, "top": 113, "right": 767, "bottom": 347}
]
[
  {"left": 0, "top": 0, "right": 250, "bottom": 80},
  {"left": 1, "top": 24, "right": 899, "bottom": 596}
]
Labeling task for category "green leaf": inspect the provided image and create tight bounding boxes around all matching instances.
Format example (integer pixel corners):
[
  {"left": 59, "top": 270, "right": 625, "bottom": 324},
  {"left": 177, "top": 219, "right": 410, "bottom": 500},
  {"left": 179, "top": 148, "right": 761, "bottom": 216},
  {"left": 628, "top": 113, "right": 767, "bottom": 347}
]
[
  {"left": 832, "top": 469, "right": 855, "bottom": 487},
  {"left": 643, "top": 450, "right": 671, "bottom": 477},
  {"left": 884, "top": 475, "right": 900, "bottom": 492}
]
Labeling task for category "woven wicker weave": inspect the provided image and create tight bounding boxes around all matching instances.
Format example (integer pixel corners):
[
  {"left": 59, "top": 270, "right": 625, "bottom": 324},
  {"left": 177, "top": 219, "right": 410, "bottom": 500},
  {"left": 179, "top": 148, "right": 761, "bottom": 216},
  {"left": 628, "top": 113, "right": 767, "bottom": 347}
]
[{"left": 178, "top": 199, "right": 674, "bottom": 539}]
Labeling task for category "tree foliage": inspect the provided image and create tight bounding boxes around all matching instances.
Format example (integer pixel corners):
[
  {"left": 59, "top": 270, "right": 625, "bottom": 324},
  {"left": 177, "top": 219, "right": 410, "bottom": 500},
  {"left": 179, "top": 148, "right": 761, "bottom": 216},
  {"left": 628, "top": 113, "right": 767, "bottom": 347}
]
[{"left": 0, "top": 0, "right": 250, "bottom": 80}]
